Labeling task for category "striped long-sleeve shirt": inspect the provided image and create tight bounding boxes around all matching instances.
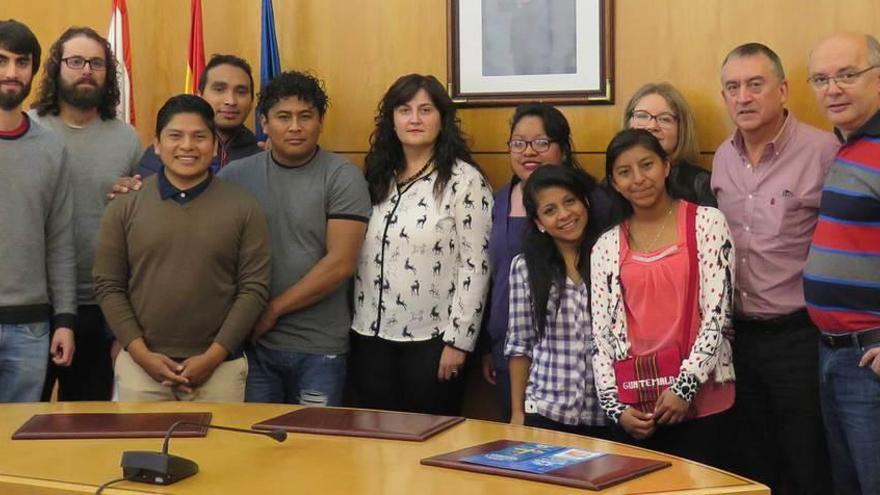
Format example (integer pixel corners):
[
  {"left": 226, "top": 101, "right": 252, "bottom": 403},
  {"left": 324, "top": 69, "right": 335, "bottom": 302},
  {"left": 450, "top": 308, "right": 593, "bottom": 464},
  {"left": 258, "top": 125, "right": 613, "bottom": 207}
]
[{"left": 804, "top": 110, "right": 880, "bottom": 333}]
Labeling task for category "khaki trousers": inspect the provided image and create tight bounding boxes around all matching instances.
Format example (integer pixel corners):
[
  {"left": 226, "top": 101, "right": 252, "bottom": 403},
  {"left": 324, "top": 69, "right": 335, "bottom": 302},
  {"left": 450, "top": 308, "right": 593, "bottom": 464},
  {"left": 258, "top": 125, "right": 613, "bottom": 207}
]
[{"left": 115, "top": 349, "right": 247, "bottom": 402}]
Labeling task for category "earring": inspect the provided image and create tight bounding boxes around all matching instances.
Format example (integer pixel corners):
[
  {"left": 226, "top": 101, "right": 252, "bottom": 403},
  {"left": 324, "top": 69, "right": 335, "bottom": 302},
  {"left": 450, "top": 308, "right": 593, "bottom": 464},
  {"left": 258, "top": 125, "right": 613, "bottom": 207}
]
[{"left": 538, "top": 226, "right": 546, "bottom": 233}]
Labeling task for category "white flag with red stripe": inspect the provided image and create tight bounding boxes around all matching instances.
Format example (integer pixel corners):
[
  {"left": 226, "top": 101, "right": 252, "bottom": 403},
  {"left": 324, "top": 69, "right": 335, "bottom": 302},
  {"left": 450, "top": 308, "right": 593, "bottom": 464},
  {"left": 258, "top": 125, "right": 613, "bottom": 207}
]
[{"left": 107, "top": 0, "right": 135, "bottom": 124}]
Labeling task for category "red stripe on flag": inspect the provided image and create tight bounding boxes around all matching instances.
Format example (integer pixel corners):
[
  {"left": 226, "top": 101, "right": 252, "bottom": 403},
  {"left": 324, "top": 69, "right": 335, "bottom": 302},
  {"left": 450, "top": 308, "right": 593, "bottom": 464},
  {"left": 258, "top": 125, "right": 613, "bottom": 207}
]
[{"left": 186, "top": 0, "right": 206, "bottom": 94}]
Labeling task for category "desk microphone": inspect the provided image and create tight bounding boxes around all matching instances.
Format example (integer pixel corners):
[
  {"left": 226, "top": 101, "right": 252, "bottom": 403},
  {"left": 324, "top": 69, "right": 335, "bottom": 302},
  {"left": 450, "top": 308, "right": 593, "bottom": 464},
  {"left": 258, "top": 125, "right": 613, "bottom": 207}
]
[{"left": 120, "top": 421, "right": 287, "bottom": 485}]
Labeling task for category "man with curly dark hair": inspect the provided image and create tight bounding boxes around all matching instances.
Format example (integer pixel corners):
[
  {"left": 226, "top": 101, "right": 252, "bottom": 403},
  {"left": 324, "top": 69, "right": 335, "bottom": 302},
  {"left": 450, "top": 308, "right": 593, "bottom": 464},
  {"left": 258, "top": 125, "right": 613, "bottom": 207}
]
[
  {"left": 218, "top": 70, "right": 371, "bottom": 406},
  {"left": 29, "top": 26, "right": 141, "bottom": 402}
]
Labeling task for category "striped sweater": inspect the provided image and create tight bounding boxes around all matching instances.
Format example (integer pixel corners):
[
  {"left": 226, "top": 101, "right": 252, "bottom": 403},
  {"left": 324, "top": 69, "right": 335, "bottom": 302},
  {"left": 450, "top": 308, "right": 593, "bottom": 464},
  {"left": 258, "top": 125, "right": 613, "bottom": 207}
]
[{"left": 804, "top": 110, "right": 880, "bottom": 333}]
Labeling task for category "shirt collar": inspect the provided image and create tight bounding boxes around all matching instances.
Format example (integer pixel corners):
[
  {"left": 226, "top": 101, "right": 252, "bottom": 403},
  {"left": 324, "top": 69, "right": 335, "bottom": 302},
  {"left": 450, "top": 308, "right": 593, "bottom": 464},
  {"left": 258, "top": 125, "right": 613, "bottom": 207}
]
[
  {"left": 730, "top": 110, "right": 796, "bottom": 159},
  {"left": 157, "top": 166, "right": 213, "bottom": 204},
  {"left": 837, "top": 108, "right": 880, "bottom": 143},
  {"left": 0, "top": 112, "right": 30, "bottom": 140},
  {"left": 220, "top": 125, "right": 258, "bottom": 148}
]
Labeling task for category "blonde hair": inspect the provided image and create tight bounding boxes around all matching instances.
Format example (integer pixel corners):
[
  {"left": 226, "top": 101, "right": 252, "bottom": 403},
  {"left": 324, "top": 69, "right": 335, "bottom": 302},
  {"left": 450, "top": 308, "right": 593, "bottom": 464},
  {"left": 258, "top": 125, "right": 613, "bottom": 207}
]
[{"left": 623, "top": 82, "right": 701, "bottom": 166}]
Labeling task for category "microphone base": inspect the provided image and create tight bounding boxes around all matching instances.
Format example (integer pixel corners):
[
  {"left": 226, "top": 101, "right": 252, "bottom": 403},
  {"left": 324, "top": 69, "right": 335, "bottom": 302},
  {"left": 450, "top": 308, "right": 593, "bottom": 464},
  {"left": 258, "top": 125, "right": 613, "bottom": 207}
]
[{"left": 121, "top": 451, "right": 199, "bottom": 485}]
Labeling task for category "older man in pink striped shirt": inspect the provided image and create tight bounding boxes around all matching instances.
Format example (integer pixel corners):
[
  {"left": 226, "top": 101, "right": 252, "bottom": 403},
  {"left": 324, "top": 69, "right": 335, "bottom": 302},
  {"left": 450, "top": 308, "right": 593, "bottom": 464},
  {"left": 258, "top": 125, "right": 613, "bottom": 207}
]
[{"left": 711, "top": 42, "right": 838, "bottom": 495}]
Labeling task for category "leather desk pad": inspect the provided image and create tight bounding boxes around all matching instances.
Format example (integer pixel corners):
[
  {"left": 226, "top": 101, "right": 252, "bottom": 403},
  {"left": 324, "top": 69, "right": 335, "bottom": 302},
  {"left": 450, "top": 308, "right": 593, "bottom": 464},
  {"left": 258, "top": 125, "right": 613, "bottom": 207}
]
[
  {"left": 421, "top": 439, "right": 671, "bottom": 491},
  {"left": 253, "top": 407, "right": 465, "bottom": 441},
  {"left": 12, "top": 412, "right": 212, "bottom": 440}
]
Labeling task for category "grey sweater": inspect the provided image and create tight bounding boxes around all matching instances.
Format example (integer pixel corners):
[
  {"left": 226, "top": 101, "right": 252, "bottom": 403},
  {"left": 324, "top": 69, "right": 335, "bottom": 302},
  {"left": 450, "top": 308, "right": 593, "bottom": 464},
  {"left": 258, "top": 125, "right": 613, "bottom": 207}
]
[
  {"left": 0, "top": 116, "right": 77, "bottom": 328},
  {"left": 29, "top": 111, "right": 141, "bottom": 305}
]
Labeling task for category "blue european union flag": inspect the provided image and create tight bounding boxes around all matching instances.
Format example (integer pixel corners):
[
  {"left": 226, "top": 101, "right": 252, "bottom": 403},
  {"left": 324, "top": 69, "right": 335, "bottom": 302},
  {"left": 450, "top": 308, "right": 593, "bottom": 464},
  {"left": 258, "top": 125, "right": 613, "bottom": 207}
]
[{"left": 256, "top": 0, "right": 281, "bottom": 142}]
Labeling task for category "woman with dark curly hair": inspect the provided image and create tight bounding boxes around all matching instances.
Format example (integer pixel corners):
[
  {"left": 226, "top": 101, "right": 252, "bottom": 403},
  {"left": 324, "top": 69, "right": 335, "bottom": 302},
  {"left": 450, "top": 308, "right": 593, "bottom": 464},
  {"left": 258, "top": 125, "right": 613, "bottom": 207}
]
[{"left": 350, "top": 74, "right": 493, "bottom": 415}]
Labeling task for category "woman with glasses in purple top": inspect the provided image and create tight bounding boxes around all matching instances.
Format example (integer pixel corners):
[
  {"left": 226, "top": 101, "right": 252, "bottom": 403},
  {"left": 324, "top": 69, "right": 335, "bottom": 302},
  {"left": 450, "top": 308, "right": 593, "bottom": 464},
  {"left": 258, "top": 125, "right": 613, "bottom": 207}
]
[
  {"left": 505, "top": 165, "right": 609, "bottom": 437},
  {"left": 478, "top": 103, "right": 611, "bottom": 421}
]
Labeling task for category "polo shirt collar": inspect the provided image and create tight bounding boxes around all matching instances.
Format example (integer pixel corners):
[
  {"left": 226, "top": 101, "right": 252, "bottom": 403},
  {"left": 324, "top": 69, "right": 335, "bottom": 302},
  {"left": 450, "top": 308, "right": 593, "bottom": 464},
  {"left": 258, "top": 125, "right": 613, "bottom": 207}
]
[
  {"left": 836, "top": 108, "right": 880, "bottom": 143},
  {"left": 158, "top": 166, "right": 213, "bottom": 204}
]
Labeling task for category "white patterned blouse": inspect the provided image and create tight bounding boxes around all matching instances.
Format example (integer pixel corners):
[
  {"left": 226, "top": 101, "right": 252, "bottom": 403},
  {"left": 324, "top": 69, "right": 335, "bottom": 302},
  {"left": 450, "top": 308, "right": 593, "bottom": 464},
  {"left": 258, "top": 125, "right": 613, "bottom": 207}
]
[{"left": 351, "top": 160, "right": 493, "bottom": 352}]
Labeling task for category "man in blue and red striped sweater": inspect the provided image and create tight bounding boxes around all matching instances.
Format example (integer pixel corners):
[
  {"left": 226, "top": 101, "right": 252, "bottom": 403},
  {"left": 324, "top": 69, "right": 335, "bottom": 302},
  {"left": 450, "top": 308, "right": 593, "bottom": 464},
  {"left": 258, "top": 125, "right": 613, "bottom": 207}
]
[{"left": 805, "top": 33, "right": 880, "bottom": 495}]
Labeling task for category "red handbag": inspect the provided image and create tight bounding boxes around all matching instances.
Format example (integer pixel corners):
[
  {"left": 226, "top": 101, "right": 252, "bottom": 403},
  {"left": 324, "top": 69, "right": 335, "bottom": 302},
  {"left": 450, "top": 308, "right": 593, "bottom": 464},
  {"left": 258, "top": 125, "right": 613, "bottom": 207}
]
[
  {"left": 613, "top": 346, "right": 683, "bottom": 413},
  {"left": 613, "top": 202, "right": 698, "bottom": 413}
]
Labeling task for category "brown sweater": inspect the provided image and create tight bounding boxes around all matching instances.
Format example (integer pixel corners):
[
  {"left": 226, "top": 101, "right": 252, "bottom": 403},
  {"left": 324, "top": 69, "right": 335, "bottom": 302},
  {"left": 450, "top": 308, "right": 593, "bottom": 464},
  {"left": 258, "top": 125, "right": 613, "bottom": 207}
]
[{"left": 93, "top": 176, "right": 271, "bottom": 357}]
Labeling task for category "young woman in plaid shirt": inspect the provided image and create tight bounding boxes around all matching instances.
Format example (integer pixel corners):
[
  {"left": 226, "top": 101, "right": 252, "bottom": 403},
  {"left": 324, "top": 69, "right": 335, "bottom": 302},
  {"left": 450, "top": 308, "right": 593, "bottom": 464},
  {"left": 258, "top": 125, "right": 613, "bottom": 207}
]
[{"left": 505, "top": 166, "right": 610, "bottom": 438}]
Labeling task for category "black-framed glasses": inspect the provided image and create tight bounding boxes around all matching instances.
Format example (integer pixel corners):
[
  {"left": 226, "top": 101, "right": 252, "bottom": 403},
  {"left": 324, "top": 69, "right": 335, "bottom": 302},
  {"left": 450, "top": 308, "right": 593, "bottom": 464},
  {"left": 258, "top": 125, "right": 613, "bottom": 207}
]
[
  {"left": 61, "top": 56, "right": 107, "bottom": 71},
  {"left": 508, "top": 138, "right": 554, "bottom": 153},
  {"left": 807, "top": 66, "right": 878, "bottom": 89},
  {"left": 630, "top": 110, "right": 678, "bottom": 128}
]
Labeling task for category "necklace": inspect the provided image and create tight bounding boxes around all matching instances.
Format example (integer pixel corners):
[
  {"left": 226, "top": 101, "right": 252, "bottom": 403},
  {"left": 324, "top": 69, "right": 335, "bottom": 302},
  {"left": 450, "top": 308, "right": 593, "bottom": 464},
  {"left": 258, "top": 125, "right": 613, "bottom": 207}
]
[
  {"left": 397, "top": 161, "right": 432, "bottom": 190},
  {"left": 629, "top": 202, "right": 676, "bottom": 252}
]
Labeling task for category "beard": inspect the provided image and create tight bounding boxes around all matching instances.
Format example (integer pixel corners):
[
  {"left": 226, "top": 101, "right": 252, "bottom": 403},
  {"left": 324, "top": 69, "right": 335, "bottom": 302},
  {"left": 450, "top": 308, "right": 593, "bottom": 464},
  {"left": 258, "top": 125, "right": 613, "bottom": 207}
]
[
  {"left": 0, "top": 79, "right": 32, "bottom": 111},
  {"left": 59, "top": 77, "right": 105, "bottom": 110}
]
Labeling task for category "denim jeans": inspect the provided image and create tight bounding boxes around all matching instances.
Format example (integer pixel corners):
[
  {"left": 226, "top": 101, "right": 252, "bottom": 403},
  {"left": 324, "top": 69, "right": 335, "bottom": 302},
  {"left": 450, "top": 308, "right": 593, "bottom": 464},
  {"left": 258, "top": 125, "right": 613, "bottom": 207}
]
[
  {"left": 245, "top": 343, "right": 346, "bottom": 406},
  {"left": 819, "top": 342, "right": 880, "bottom": 495},
  {"left": 0, "top": 322, "right": 50, "bottom": 402}
]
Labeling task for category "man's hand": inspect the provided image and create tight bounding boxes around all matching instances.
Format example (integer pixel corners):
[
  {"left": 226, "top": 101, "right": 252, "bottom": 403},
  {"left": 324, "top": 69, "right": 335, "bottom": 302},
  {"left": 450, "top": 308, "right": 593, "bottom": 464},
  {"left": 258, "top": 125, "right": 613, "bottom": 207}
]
[
  {"left": 251, "top": 303, "right": 280, "bottom": 342},
  {"left": 107, "top": 174, "right": 143, "bottom": 200},
  {"left": 50, "top": 327, "right": 75, "bottom": 366},
  {"left": 132, "top": 350, "right": 189, "bottom": 387},
  {"left": 179, "top": 345, "right": 227, "bottom": 387},
  {"left": 619, "top": 407, "right": 656, "bottom": 440},
  {"left": 859, "top": 346, "right": 880, "bottom": 377},
  {"left": 654, "top": 389, "right": 690, "bottom": 425},
  {"left": 481, "top": 353, "right": 497, "bottom": 385},
  {"left": 438, "top": 345, "right": 467, "bottom": 381}
]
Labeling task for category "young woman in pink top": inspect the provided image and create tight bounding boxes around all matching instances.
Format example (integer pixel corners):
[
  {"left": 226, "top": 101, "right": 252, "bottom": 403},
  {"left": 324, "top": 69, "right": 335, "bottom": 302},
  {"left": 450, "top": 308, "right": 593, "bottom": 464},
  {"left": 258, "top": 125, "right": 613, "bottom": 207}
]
[{"left": 590, "top": 129, "right": 735, "bottom": 468}]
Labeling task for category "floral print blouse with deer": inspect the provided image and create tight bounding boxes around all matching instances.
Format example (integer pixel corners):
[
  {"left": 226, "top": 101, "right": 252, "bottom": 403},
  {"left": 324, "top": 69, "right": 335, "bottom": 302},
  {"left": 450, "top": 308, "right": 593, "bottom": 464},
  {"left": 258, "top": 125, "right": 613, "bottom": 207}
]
[{"left": 351, "top": 160, "right": 493, "bottom": 352}]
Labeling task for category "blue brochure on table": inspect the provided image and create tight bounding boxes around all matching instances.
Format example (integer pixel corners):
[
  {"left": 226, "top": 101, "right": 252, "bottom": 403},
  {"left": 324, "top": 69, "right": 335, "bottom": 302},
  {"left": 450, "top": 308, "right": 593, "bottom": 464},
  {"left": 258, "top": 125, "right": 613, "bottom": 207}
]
[{"left": 462, "top": 442, "right": 605, "bottom": 474}]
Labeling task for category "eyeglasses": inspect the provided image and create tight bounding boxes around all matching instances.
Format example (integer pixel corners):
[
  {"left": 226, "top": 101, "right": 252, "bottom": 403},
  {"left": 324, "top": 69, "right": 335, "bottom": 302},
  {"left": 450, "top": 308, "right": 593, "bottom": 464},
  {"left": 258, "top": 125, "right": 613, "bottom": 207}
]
[
  {"left": 807, "top": 66, "right": 878, "bottom": 89},
  {"left": 630, "top": 110, "right": 678, "bottom": 128},
  {"left": 508, "top": 138, "right": 554, "bottom": 153},
  {"left": 61, "top": 56, "right": 107, "bottom": 71}
]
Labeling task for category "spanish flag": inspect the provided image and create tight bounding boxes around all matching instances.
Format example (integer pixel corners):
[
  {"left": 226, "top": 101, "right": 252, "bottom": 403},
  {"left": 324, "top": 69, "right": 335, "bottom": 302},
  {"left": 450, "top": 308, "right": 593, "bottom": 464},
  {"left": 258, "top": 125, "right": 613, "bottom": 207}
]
[
  {"left": 256, "top": 0, "right": 281, "bottom": 141},
  {"left": 184, "top": 0, "right": 205, "bottom": 94}
]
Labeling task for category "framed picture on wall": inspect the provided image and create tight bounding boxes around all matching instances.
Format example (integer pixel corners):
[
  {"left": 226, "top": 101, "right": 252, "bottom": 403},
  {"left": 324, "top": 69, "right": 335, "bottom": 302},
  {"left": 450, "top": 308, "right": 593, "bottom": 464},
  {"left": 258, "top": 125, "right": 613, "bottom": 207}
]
[{"left": 447, "top": 0, "right": 614, "bottom": 106}]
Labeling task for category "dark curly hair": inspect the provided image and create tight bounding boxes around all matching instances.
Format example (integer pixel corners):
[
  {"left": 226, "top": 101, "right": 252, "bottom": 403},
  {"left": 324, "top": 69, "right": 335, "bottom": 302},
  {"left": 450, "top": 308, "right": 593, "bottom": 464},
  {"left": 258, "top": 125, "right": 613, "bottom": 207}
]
[
  {"left": 364, "top": 74, "right": 479, "bottom": 204},
  {"left": 32, "top": 26, "right": 120, "bottom": 120},
  {"left": 258, "top": 70, "right": 329, "bottom": 118}
]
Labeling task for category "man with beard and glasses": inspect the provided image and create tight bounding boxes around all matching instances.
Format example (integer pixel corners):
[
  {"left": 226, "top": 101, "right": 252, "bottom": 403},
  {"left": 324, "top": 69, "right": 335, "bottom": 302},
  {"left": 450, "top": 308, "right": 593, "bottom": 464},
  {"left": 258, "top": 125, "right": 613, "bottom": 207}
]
[
  {"left": 0, "top": 19, "right": 76, "bottom": 403},
  {"left": 30, "top": 26, "right": 141, "bottom": 401}
]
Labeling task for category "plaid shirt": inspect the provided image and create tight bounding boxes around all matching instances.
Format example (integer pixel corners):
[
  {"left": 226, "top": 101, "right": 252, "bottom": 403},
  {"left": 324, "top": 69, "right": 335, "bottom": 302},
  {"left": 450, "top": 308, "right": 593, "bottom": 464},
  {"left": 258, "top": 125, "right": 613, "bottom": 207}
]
[{"left": 504, "top": 255, "right": 607, "bottom": 427}]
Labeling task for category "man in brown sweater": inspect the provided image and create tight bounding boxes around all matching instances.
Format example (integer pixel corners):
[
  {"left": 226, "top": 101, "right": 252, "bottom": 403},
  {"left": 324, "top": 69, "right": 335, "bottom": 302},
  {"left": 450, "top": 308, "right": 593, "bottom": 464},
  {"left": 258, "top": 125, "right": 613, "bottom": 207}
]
[{"left": 93, "top": 94, "right": 270, "bottom": 402}]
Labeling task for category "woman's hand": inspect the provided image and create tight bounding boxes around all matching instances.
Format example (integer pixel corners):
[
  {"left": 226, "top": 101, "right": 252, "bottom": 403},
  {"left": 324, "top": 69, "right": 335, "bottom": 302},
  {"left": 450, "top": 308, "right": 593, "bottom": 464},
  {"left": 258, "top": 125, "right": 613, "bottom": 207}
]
[
  {"left": 438, "top": 345, "right": 466, "bottom": 381},
  {"left": 619, "top": 407, "right": 656, "bottom": 440},
  {"left": 654, "top": 389, "right": 689, "bottom": 425},
  {"left": 481, "top": 353, "right": 497, "bottom": 385},
  {"left": 510, "top": 410, "right": 525, "bottom": 425}
]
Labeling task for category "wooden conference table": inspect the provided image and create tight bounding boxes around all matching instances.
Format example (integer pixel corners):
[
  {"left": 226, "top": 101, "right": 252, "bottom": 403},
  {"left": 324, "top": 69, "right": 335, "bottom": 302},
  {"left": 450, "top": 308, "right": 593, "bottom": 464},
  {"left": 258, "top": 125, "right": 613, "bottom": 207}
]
[{"left": 0, "top": 402, "right": 768, "bottom": 494}]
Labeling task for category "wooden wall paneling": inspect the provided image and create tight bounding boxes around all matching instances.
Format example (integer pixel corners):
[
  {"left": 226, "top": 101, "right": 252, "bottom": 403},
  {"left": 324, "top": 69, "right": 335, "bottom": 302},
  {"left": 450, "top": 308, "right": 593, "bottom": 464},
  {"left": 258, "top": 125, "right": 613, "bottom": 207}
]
[{"left": 6, "top": 0, "right": 880, "bottom": 188}]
